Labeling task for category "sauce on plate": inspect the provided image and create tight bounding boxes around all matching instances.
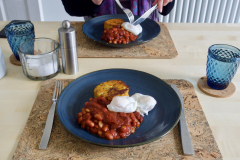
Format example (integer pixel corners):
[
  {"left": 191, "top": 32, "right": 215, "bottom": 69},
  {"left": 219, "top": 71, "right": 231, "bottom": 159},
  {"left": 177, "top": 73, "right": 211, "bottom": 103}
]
[{"left": 77, "top": 97, "right": 143, "bottom": 140}]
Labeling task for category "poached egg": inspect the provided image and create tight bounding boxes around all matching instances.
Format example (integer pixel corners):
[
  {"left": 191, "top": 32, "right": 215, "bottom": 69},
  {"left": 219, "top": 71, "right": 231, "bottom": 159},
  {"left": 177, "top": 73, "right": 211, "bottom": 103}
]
[
  {"left": 107, "top": 93, "right": 157, "bottom": 116},
  {"left": 107, "top": 96, "right": 137, "bottom": 113},
  {"left": 121, "top": 22, "right": 142, "bottom": 36},
  {"left": 131, "top": 93, "right": 157, "bottom": 116}
]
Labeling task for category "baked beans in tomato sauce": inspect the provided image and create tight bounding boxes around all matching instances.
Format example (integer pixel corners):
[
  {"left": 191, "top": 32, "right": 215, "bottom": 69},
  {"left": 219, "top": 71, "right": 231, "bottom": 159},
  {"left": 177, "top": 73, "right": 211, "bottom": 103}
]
[
  {"left": 101, "top": 25, "right": 138, "bottom": 44},
  {"left": 77, "top": 97, "right": 143, "bottom": 140}
]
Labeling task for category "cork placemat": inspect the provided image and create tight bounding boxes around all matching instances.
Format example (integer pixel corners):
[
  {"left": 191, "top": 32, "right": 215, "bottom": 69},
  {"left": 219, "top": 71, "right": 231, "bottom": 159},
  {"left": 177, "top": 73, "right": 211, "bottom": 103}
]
[
  {"left": 13, "top": 79, "right": 222, "bottom": 160},
  {"left": 71, "top": 22, "right": 178, "bottom": 59}
]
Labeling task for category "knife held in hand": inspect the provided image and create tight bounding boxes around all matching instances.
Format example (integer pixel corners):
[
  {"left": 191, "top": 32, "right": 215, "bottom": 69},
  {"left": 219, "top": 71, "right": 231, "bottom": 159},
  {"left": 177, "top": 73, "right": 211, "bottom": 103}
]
[
  {"left": 132, "top": 4, "right": 158, "bottom": 26},
  {"left": 171, "top": 84, "right": 194, "bottom": 155}
]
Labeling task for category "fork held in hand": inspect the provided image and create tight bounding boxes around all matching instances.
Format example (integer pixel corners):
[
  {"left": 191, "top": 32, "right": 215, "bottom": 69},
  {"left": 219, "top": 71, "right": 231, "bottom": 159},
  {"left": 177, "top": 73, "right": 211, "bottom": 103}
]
[
  {"left": 39, "top": 80, "right": 64, "bottom": 149},
  {"left": 115, "top": 0, "right": 134, "bottom": 24}
]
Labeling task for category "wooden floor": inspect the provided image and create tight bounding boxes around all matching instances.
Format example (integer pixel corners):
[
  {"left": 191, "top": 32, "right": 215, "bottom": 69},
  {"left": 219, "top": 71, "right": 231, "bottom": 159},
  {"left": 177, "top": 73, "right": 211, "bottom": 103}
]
[{"left": 0, "top": 21, "right": 239, "bottom": 159}]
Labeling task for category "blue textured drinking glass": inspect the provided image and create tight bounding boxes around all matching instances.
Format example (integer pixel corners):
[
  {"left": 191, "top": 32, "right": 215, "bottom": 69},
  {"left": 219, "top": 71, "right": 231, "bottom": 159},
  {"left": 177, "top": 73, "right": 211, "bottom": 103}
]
[
  {"left": 207, "top": 44, "right": 240, "bottom": 90},
  {"left": 4, "top": 21, "right": 35, "bottom": 61}
]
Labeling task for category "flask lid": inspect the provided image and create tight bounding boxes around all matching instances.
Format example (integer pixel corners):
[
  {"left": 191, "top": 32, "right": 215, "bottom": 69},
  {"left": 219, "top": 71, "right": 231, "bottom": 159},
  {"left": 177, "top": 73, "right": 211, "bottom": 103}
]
[
  {"left": 62, "top": 20, "right": 70, "bottom": 29},
  {"left": 58, "top": 20, "right": 75, "bottom": 34}
]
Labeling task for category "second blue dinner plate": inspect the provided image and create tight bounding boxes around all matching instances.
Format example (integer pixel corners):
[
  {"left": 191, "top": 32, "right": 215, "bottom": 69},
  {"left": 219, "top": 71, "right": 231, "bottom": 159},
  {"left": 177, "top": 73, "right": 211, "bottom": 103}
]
[
  {"left": 57, "top": 69, "right": 181, "bottom": 147},
  {"left": 82, "top": 14, "right": 161, "bottom": 47}
]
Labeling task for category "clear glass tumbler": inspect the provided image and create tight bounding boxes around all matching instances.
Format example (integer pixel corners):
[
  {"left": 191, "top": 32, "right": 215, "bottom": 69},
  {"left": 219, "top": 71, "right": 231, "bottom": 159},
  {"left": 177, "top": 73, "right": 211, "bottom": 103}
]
[
  {"left": 18, "top": 38, "right": 61, "bottom": 80},
  {"left": 207, "top": 44, "right": 240, "bottom": 90},
  {"left": 5, "top": 21, "right": 35, "bottom": 61}
]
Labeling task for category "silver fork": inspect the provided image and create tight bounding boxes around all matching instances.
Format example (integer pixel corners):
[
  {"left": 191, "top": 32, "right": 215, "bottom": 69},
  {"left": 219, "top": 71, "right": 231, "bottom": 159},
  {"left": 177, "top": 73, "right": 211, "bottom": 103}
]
[
  {"left": 39, "top": 80, "right": 64, "bottom": 149},
  {"left": 115, "top": 0, "right": 134, "bottom": 24}
]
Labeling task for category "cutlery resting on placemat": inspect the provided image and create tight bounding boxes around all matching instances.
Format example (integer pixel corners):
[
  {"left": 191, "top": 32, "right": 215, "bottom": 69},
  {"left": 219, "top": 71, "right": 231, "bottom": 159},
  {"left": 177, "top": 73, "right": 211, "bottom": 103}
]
[
  {"left": 171, "top": 84, "right": 194, "bottom": 155},
  {"left": 39, "top": 81, "right": 64, "bottom": 149}
]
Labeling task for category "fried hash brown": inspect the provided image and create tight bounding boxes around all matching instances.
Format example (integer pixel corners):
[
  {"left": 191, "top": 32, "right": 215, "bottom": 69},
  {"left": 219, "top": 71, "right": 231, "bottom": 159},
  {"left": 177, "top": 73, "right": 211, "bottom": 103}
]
[
  {"left": 94, "top": 80, "right": 129, "bottom": 101},
  {"left": 104, "top": 18, "right": 125, "bottom": 29}
]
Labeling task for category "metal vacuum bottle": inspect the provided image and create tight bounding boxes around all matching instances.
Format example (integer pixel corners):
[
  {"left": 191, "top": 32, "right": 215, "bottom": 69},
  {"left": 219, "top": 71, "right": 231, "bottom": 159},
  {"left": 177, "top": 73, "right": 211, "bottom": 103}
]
[{"left": 58, "top": 20, "right": 79, "bottom": 75}]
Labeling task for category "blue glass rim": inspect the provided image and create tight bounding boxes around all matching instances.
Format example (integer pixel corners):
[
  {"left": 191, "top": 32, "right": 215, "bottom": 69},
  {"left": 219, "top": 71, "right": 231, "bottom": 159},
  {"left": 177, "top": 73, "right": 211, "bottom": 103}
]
[
  {"left": 4, "top": 21, "right": 34, "bottom": 36},
  {"left": 208, "top": 44, "right": 240, "bottom": 63},
  {"left": 18, "top": 37, "right": 60, "bottom": 57}
]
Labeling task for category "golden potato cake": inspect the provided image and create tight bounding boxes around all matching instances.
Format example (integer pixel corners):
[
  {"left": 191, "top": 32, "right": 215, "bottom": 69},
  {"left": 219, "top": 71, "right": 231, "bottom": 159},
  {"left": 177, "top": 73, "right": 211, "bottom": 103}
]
[
  {"left": 94, "top": 80, "right": 129, "bottom": 101},
  {"left": 104, "top": 19, "right": 125, "bottom": 29}
]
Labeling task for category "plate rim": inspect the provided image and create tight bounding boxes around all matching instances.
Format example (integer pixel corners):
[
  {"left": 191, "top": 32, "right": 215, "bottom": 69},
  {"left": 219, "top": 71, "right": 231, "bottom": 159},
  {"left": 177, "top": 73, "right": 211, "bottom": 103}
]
[
  {"left": 82, "top": 14, "right": 161, "bottom": 47},
  {"left": 56, "top": 68, "right": 182, "bottom": 148}
]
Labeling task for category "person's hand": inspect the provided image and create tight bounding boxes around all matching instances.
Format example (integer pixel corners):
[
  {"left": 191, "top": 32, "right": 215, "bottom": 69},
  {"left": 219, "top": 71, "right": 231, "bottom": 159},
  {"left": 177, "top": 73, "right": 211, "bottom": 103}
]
[
  {"left": 92, "top": 0, "right": 103, "bottom": 5},
  {"left": 152, "top": 0, "right": 173, "bottom": 13}
]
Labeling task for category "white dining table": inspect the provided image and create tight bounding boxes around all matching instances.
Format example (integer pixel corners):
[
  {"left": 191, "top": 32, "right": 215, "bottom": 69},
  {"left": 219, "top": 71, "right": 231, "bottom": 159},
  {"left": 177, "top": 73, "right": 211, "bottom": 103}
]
[{"left": 0, "top": 21, "right": 239, "bottom": 159}]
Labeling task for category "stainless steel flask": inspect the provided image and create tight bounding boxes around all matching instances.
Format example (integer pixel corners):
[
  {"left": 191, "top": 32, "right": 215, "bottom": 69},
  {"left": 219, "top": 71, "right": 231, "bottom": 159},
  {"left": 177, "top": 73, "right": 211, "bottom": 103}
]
[{"left": 58, "top": 20, "right": 79, "bottom": 75}]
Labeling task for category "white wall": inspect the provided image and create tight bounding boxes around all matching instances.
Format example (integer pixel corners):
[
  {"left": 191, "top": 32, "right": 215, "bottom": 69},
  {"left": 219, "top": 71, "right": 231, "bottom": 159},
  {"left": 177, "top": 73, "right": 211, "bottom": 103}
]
[
  {"left": 41, "top": 0, "right": 84, "bottom": 21},
  {"left": 0, "top": 0, "right": 7, "bottom": 21},
  {"left": 0, "top": 0, "right": 84, "bottom": 21},
  {"left": 2, "top": 0, "right": 29, "bottom": 20},
  {"left": 0, "top": 0, "right": 42, "bottom": 21}
]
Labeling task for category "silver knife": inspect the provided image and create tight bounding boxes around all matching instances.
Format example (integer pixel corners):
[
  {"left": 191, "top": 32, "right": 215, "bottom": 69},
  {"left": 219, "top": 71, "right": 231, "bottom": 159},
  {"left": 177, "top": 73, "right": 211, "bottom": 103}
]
[
  {"left": 132, "top": 4, "right": 158, "bottom": 25},
  {"left": 171, "top": 84, "right": 194, "bottom": 155}
]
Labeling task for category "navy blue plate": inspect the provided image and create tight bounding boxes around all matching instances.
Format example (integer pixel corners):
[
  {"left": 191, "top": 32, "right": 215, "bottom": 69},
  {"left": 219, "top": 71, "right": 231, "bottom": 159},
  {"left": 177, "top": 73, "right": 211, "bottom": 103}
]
[
  {"left": 82, "top": 14, "right": 161, "bottom": 47},
  {"left": 57, "top": 69, "right": 181, "bottom": 147}
]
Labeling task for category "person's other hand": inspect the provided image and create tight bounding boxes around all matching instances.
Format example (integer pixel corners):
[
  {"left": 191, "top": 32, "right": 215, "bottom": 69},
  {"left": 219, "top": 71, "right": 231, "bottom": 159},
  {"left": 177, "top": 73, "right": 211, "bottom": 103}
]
[
  {"left": 152, "top": 0, "right": 173, "bottom": 13},
  {"left": 92, "top": 0, "right": 103, "bottom": 5}
]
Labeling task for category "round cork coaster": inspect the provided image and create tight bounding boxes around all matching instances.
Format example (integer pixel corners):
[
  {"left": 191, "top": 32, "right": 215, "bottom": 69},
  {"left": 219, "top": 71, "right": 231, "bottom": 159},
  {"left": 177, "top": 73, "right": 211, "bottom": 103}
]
[
  {"left": 197, "top": 76, "right": 236, "bottom": 98},
  {"left": 9, "top": 54, "right": 21, "bottom": 66}
]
